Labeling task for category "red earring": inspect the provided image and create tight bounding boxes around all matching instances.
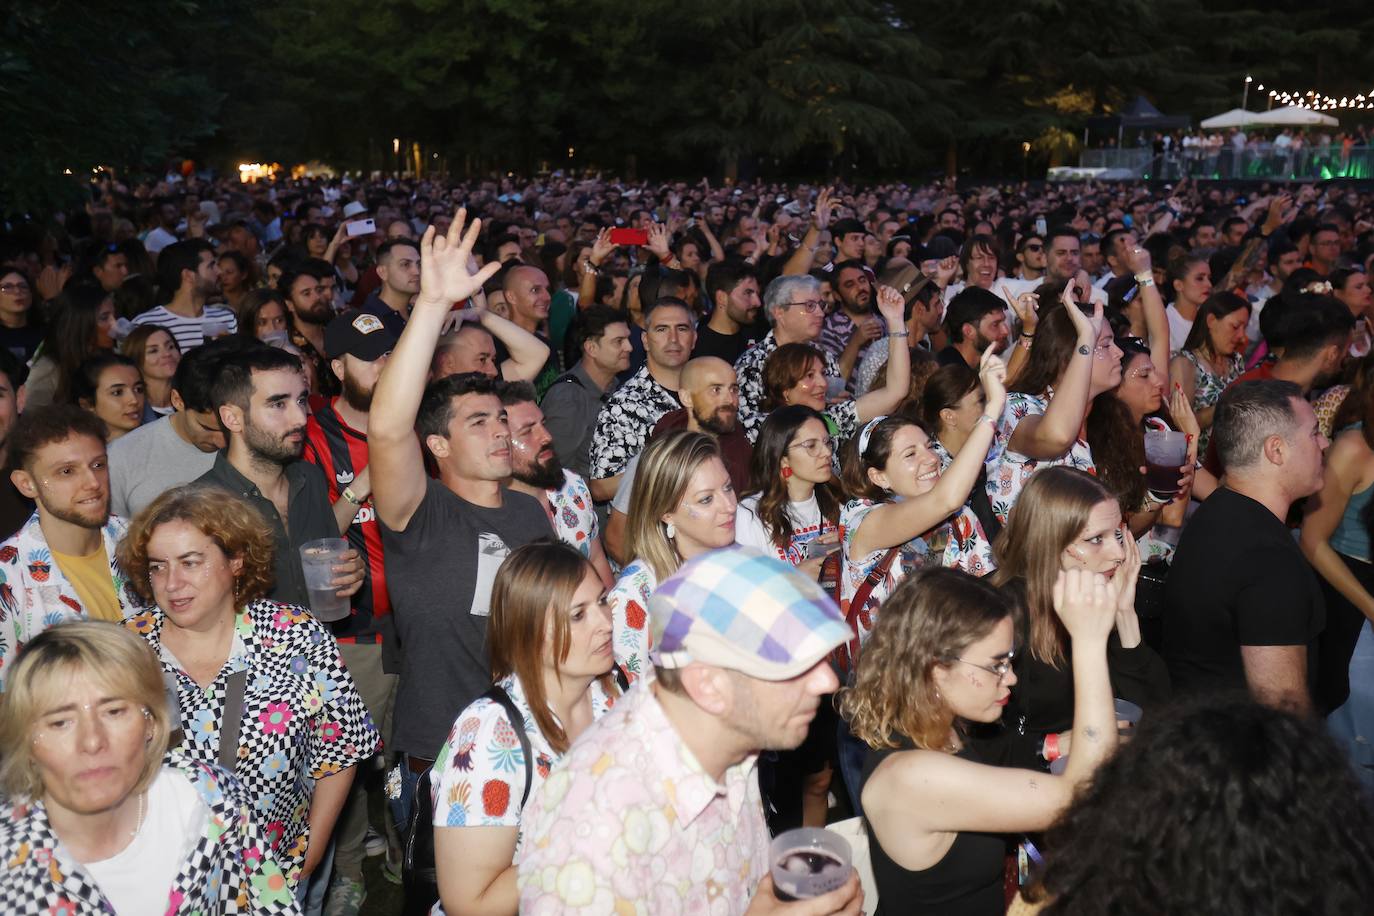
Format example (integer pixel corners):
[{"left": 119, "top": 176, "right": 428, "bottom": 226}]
[{"left": 781, "top": 467, "right": 793, "bottom": 479}]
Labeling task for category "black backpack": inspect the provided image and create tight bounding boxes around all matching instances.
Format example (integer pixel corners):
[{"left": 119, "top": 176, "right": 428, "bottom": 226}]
[{"left": 401, "top": 686, "right": 532, "bottom": 916}]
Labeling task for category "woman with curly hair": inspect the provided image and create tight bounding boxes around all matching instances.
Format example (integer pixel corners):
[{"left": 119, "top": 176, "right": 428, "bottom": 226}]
[
  {"left": 988, "top": 467, "right": 1171, "bottom": 764},
  {"left": 119, "top": 485, "right": 378, "bottom": 903},
  {"left": 842, "top": 566, "right": 1123, "bottom": 914},
  {"left": 1015, "top": 695, "right": 1374, "bottom": 914},
  {"left": 735, "top": 404, "right": 842, "bottom": 576}
]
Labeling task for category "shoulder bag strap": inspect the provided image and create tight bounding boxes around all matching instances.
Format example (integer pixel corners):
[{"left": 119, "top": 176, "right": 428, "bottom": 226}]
[
  {"left": 218, "top": 668, "right": 249, "bottom": 770},
  {"left": 483, "top": 686, "right": 534, "bottom": 808},
  {"left": 840, "top": 547, "right": 901, "bottom": 674}
]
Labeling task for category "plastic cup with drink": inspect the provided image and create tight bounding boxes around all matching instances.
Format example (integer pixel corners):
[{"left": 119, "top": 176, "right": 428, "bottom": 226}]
[
  {"left": 299, "top": 537, "right": 352, "bottom": 622},
  {"left": 770, "top": 827, "right": 853, "bottom": 901},
  {"left": 1142, "top": 428, "right": 1189, "bottom": 502}
]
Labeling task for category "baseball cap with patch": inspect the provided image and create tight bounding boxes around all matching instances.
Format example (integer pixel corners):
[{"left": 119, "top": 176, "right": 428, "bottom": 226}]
[
  {"left": 325, "top": 310, "right": 397, "bottom": 361},
  {"left": 649, "top": 546, "right": 851, "bottom": 681}
]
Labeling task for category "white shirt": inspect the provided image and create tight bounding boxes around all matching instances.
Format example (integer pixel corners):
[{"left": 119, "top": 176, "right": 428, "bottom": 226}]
[
  {"left": 734, "top": 493, "right": 831, "bottom": 565},
  {"left": 1166, "top": 304, "right": 1195, "bottom": 352},
  {"left": 85, "top": 767, "right": 208, "bottom": 915},
  {"left": 143, "top": 226, "right": 178, "bottom": 255}
]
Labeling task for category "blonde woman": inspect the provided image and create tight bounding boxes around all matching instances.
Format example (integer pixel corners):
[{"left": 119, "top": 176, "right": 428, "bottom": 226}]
[
  {"left": 607, "top": 430, "right": 737, "bottom": 681},
  {"left": 0, "top": 621, "right": 298, "bottom": 914}
]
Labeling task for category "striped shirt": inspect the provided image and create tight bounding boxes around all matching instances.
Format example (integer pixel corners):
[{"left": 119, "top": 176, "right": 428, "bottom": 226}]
[{"left": 130, "top": 305, "right": 239, "bottom": 353}]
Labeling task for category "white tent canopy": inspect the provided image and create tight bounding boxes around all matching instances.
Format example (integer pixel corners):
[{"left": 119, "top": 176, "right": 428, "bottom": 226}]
[
  {"left": 1200, "top": 105, "right": 1340, "bottom": 129},
  {"left": 1256, "top": 105, "right": 1339, "bottom": 127},
  {"left": 1199, "top": 108, "right": 1260, "bottom": 129}
]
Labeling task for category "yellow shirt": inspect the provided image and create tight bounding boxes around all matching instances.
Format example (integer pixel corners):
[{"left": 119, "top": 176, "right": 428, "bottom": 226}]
[{"left": 51, "top": 545, "right": 120, "bottom": 622}]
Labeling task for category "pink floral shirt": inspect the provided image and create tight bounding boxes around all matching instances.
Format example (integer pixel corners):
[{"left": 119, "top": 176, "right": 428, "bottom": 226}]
[{"left": 517, "top": 681, "right": 769, "bottom": 914}]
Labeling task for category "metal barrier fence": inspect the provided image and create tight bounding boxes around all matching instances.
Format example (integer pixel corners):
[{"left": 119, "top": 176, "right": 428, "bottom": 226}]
[{"left": 1080, "top": 145, "right": 1374, "bottom": 180}]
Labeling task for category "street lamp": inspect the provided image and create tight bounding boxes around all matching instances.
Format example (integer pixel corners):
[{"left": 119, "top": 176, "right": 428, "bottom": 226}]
[{"left": 1242, "top": 75, "right": 1252, "bottom": 110}]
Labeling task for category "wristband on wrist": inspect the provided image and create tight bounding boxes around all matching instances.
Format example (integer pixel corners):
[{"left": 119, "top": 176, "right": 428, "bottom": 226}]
[
  {"left": 976, "top": 413, "right": 997, "bottom": 429},
  {"left": 1043, "top": 732, "right": 1061, "bottom": 762},
  {"left": 341, "top": 486, "right": 362, "bottom": 507},
  {"left": 1136, "top": 276, "right": 1156, "bottom": 289},
  {"left": 1134, "top": 270, "right": 1153, "bottom": 283},
  {"left": 888, "top": 330, "right": 910, "bottom": 339}
]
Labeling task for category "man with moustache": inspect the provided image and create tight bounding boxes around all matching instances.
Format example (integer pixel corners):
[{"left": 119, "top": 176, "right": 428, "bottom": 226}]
[
  {"left": 133, "top": 239, "right": 238, "bottom": 352},
  {"left": 937, "top": 287, "right": 1012, "bottom": 370},
  {"left": 693, "top": 260, "right": 763, "bottom": 364},
  {"left": 821, "top": 260, "right": 882, "bottom": 382},
  {"left": 0, "top": 406, "right": 146, "bottom": 689},
  {"left": 497, "top": 380, "right": 615, "bottom": 587},
  {"left": 604, "top": 357, "right": 749, "bottom": 564},
  {"left": 280, "top": 258, "right": 340, "bottom": 395},
  {"left": 195, "top": 343, "right": 365, "bottom": 608}
]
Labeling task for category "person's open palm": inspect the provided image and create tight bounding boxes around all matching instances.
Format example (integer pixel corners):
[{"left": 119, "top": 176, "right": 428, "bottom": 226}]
[{"left": 419, "top": 208, "right": 501, "bottom": 307}]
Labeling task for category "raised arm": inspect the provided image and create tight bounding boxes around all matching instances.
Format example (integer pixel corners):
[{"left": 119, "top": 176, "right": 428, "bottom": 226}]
[
  {"left": 481, "top": 309, "right": 550, "bottom": 382},
  {"left": 849, "top": 347, "right": 1006, "bottom": 557},
  {"left": 1007, "top": 287, "right": 1098, "bottom": 460},
  {"left": 1001, "top": 284, "right": 1039, "bottom": 382},
  {"left": 853, "top": 285, "right": 913, "bottom": 419},
  {"left": 781, "top": 187, "right": 833, "bottom": 277},
  {"left": 1122, "top": 245, "right": 1169, "bottom": 376},
  {"left": 370, "top": 209, "right": 501, "bottom": 531}
]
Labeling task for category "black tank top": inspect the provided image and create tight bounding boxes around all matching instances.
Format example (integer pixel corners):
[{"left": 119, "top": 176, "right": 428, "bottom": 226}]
[{"left": 860, "top": 737, "right": 1009, "bottom": 915}]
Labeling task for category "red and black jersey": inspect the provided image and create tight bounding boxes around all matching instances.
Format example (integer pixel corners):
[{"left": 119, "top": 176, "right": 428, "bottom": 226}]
[{"left": 303, "top": 396, "right": 391, "bottom": 645}]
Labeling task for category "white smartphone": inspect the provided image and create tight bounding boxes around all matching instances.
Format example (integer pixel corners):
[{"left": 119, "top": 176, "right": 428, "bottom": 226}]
[{"left": 346, "top": 218, "right": 377, "bottom": 237}]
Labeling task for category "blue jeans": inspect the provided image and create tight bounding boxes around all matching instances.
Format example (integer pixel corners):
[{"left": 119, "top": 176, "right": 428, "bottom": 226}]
[
  {"left": 1329, "top": 621, "right": 1374, "bottom": 796},
  {"left": 295, "top": 838, "right": 336, "bottom": 916},
  {"left": 387, "top": 754, "right": 425, "bottom": 837}
]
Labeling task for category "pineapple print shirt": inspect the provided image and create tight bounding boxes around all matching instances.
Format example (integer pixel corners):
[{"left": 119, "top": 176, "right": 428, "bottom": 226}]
[
  {"left": 0, "top": 512, "right": 142, "bottom": 692},
  {"left": 429, "top": 673, "right": 617, "bottom": 863}
]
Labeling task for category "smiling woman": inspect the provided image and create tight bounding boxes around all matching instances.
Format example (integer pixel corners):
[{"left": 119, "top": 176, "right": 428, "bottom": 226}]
[
  {"left": 0, "top": 621, "right": 298, "bottom": 914},
  {"left": 71, "top": 351, "right": 146, "bottom": 442}
]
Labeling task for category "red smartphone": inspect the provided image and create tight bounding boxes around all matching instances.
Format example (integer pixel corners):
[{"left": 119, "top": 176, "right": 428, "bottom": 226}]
[{"left": 609, "top": 227, "right": 649, "bottom": 246}]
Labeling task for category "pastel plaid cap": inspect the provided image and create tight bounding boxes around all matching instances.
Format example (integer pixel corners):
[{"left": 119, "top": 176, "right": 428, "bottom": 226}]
[{"left": 648, "top": 546, "right": 851, "bottom": 681}]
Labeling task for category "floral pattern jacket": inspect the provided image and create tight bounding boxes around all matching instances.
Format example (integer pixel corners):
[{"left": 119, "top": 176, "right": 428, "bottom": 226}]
[
  {"left": 607, "top": 559, "right": 658, "bottom": 683},
  {"left": 0, "top": 754, "right": 301, "bottom": 915}
]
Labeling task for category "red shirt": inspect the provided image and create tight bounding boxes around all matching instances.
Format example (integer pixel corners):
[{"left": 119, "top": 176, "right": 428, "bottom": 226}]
[{"left": 303, "top": 397, "right": 392, "bottom": 644}]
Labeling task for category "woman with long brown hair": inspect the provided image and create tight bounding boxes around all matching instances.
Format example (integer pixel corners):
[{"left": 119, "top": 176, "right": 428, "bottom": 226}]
[
  {"left": 989, "top": 466, "right": 1170, "bottom": 763},
  {"left": 842, "top": 566, "right": 1122, "bottom": 914},
  {"left": 429, "top": 541, "right": 620, "bottom": 916}
]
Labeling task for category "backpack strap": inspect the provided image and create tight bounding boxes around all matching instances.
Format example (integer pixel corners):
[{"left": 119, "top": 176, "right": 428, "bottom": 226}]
[
  {"left": 835, "top": 547, "right": 900, "bottom": 677},
  {"left": 482, "top": 685, "right": 534, "bottom": 808},
  {"left": 218, "top": 668, "right": 249, "bottom": 770}
]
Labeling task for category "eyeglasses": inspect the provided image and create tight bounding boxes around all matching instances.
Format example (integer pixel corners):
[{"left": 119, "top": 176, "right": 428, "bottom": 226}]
[
  {"left": 788, "top": 436, "right": 834, "bottom": 457},
  {"left": 0, "top": 282, "right": 30, "bottom": 294},
  {"left": 1023, "top": 244, "right": 1044, "bottom": 252},
  {"left": 785, "top": 299, "right": 824, "bottom": 313},
  {"left": 951, "top": 651, "right": 1016, "bottom": 682}
]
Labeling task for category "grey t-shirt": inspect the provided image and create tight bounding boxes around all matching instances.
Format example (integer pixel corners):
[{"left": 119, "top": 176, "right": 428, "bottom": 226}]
[
  {"left": 382, "top": 479, "right": 554, "bottom": 759},
  {"left": 109, "top": 416, "right": 218, "bottom": 519}
]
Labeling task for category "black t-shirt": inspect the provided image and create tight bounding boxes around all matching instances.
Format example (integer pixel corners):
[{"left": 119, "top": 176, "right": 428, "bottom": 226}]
[
  {"left": 936, "top": 345, "right": 971, "bottom": 369},
  {"left": 381, "top": 480, "right": 554, "bottom": 758},
  {"left": 692, "top": 322, "right": 759, "bottom": 364},
  {"left": 1163, "top": 487, "right": 1325, "bottom": 698}
]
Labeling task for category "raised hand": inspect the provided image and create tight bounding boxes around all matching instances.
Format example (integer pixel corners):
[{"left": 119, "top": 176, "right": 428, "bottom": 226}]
[
  {"left": 1114, "top": 529, "right": 1141, "bottom": 615},
  {"left": 647, "top": 222, "right": 673, "bottom": 260},
  {"left": 1051, "top": 568, "right": 1117, "bottom": 644},
  {"left": 1169, "top": 383, "right": 1201, "bottom": 438},
  {"left": 875, "top": 283, "right": 905, "bottom": 329},
  {"left": 1061, "top": 282, "right": 1101, "bottom": 343},
  {"left": 418, "top": 208, "right": 501, "bottom": 310},
  {"left": 812, "top": 187, "right": 835, "bottom": 230},
  {"left": 1122, "top": 243, "right": 1152, "bottom": 277},
  {"left": 978, "top": 344, "right": 1007, "bottom": 414},
  {"left": 1001, "top": 284, "right": 1039, "bottom": 333},
  {"left": 590, "top": 227, "right": 616, "bottom": 265},
  {"left": 935, "top": 255, "right": 959, "bottom": 287}
]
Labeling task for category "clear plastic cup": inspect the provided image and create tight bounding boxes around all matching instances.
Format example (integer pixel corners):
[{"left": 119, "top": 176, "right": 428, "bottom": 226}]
[
  {"left": 299, "top": 538, "right": 351, "bottom": 622},
  {"left": 1143, "top": 429, "right": 1189, "bottom": 500},
  {"left": 770, "top": 827, "right": 853, "bottom": 901}
]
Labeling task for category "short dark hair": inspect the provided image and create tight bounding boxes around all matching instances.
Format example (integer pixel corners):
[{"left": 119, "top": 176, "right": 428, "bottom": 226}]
[
  {"left": 644, "top": 296, "right": 693, "bottom": 326},
  {"left": 495, "top": 379, "right": 538, "bottom": 408},
  {"left": 207, "top": 343, "right": 303, "bottom": 412},
  {"left": 571, "top": 306, "right": 629, "bottom": 356},
  {"left": 173, "top": 336, "right": 251, "bottom": 412},
  {"left": 704, "top": 260, "right": 757, "bottom": 307},
  {"left": 9, "top": 405, "right": 109, "bottom": 472},
  {"left": 1213, "top": 380, "right": 1304, "bottom": 472},
  {"left": 155, "top": 239, "right": 214, "bottom": 304},
  {"left": 276, "top": 259, "right": 332, "bottom": 299},
  {"left": 0, "top": 348, "right": 28, "bottom": 391},
  {"left": 1047, "top": 225, "right": 1078, "bottom": 247},
  {"left": 1281, "top": 296, "right": 1355, "bottom": 361},
  {"left": 416, "top": 372, "right": 501, "bottom": 443},
  {"left": 376, "top": 238, "right": 419, "bottom": 264},
  {"left": 639, "top": 268, "right": 693, "bottom": 311},
  {"left": 827, "top": 260, "right": 869, "bottom": 288},
  {"left": 944, "top": 287, "right": 1006, "bottom": 343}
]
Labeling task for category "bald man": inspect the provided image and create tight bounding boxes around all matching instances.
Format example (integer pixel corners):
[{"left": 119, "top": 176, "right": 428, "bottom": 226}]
[
  {"left": 501, "top": 264, "right": 559, "bottom": 394},
  {"left": 430, "top": 307, "right": 551, "bottom": 383},
  {"left": 603, "top": 357, "right": 752, "bottom": 564}
]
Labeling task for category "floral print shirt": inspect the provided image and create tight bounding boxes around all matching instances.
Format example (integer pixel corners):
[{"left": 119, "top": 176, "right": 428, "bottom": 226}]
[
  {"left": 0, "top": 754, "right": 300, "bottom": 915},
  {"left": 588, "top": 366, "right": 681, "bottom": 480},
  {"left": 430, "top": 674, "right": 617, "bottom": 858},
  {"left": 1179, "top": 349, "right": 1244, "bottom": 454},
  {"left": 546, "top": 470, "right": 598, "bottom": 558},
  {"left": 0, "top": 512, "right": 143, "bottom": 692},
  {"left": 517, "top": 681, "right": 769, "bottom": 915},
  {"left": 127, "top": 599, "right": 379, "bottom": 883},
  {"left": 987, "top": 392, "right": 1097, "bottom": 524},
  {"left": 735, "top": 331, "right": 841, "bottom": 441},
  {"left": 607, "top": 559, "right": 658, "bottom": 683},
  {"left": 838, "top": 499, "right": 935, "bottom": 645},
  {"left": 925, "top": 440, "right": 998, "bottom": 577}
]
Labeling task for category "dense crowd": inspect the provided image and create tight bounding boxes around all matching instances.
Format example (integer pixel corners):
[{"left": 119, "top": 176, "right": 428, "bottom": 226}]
[{"left": 1, "top": 170, "right": 1374, "bottom": 915}]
